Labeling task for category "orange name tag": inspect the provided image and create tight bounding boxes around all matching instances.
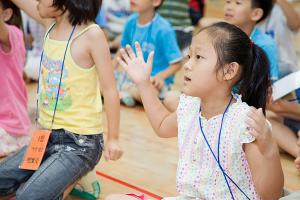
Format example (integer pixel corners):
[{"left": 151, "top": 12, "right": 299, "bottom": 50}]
[{"left": 20, "top": 130, "right": 51, "bottom": 170}]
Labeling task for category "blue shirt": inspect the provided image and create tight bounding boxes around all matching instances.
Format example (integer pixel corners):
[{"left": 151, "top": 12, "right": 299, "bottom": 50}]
[
  {"left": 250, "top": 27, "right": 280, "bottom": 81},
  {"left": 121, "top": 13, "right": 182, "bottom": 85},
  {"left": 96, "top": 8, "right": 108, "bottom": 28}
]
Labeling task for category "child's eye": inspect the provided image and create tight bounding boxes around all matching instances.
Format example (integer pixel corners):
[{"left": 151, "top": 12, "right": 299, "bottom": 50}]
[
  {"left": 236, "top": 1, "right": 242, "bottom": 5},
  {"left": 196, "top": 55, "right": 203, "bottom": 59},
  {"left": 186, "top": 55, "right": 191, "bottom": 59},
  {"left": 226, "top": 0, "right": 231, "bottom": 4}
]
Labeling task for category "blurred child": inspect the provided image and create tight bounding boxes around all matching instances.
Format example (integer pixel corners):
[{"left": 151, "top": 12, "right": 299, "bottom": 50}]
[
  {"left": 189, "top": 0, "right": 205, "bottom": 26},
  {"left": 116, "top": 0, "right": 182, "bottom": 107},
  {"left": 268, "top": 99, "right": 300, "bottom": 171},
  {"left": 102, "top": 0, "right": 131, "bottom": 52},
  {"left": 259, "top": 0, "right": 300, "bottom": 77},
  {"left": 0, "top": 1, "right": 31, "bottom": 157},
  {"left": 23, "top": 15, "right": 45, "bottom": 81},
  {"left": 0, "top": 0, "right": 122, "bottom": 199},
  {"left": 165, "top": 0, "right": 280, "bottom": 112},
  {"left": 159, "top": 0, "right": 193, "bottom": 50},
  {"left": 108, "top": 22, "right": 283, "bottom": 200}
]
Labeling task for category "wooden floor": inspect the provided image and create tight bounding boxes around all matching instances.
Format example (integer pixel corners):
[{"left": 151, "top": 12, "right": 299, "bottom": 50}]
[{"left": 25, "top": 1, "right": 300, "bottom": 199}]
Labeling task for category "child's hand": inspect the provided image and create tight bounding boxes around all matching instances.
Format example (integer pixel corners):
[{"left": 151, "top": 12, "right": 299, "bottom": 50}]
[
  {"left": 117, "top": 42, "right": 154, "bottom": 87},
  {"left": 246, "top": 107, "right": 275, "bottom": 157},
  {"left": 104, "top": 138, "right": 123, "bottom": 161},
  {"left": 151, "top": 74, "right": 165, "bottom": 90}
]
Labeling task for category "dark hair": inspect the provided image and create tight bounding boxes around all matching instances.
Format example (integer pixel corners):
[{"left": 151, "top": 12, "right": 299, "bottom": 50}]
[
  {"left": 251, "top": 0, "right": 273, "bottom": 23},
  {"left": 0, "top": 1, "right": 23, "bottom": 29},
  {"left": 201, "top": 22, "right": 270, "bottom": 113},
  {"left": 52, "top": 0, "right": 102, "bottom": 26},
  {"left": 155, "top": 0, "right": 165, "bottom": 11}
]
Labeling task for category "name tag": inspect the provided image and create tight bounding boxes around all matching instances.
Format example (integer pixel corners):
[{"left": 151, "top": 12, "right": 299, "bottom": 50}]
[{"left": 20, "top": 130, "right": 51, "bottom": 170}]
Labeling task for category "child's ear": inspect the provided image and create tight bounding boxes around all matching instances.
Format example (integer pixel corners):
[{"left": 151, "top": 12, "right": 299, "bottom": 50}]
[
  {"left": 2, "top": 8, "right": 13, "bottom": 23},
  {"left": 223, "top": 62, "right": 239, "bottom": 81},
  {"left": 153, "top": 0, "right": 162, "bottom": 9},
  {"left": 250, "top": 8, "right": 263, "bottom": 22}
]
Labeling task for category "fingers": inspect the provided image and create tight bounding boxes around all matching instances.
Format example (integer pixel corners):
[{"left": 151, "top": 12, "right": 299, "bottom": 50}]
[
  {"left": 147, "top": 51, "right": 154, "bottom": 74},
  {"left": 119, "top": 48, "right": 130, "bottom": 63},
  {"left": 104, "top": 148, "right": 110, "bottom": 161},
  {"left": 135, "top": 42, "right": 143, "bottom": 58},
  {"left": 126, "top": 44, "right": 136, "bottom": 59},
  {"left": 105, "top": 148, "right": 123, "bottom": 161},
  {"left": 117, "top": 57, "right": 128, "bottom": 70}
]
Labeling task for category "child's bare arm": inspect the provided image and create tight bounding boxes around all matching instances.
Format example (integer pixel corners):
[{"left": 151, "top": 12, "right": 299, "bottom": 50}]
[
  {"left": 89, "top": 27, "right": 122, "bottom": 160},
  {"left": 277, "top": 0, "right": 300, "bottom": 31},
  {"left": 10, "top": 0, "right": 53, "bottom": 28},
  {"left": 118, "top": 42, "right": 178, "bottom": 138},
  {"left": 0, "top": 18, "right": 9, "bottom": 49},
  {"left": 245, "top": 107, "right": 284, "bottom": 199}
]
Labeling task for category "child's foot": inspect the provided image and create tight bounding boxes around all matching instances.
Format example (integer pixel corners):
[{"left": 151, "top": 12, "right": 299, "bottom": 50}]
[{"left": 120, "top": 91, "right": 136, "bottom": 107}]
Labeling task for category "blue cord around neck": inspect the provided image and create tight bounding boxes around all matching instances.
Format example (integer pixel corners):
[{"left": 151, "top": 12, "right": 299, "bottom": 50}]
[{"left": 199, "top": 95, "right": 251, "bottom": 200}]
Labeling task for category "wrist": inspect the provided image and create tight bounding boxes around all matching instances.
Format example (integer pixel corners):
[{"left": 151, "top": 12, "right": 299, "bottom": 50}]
[{"left": 137, "top": 80, "right": 152, "bottom": 90}]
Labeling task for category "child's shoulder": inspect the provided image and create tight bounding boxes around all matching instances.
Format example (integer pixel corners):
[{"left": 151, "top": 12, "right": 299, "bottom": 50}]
[
  {"left": 78, "top": 24, "right": 106, "bottom": 42},
  {"left": 6, "top": 25, "right": 23, "bottom": 39}
]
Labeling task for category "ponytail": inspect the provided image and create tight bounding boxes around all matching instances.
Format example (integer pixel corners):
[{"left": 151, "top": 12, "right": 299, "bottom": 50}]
[{"left": 239, "top": 44, "right": 270, "bottom": 114}]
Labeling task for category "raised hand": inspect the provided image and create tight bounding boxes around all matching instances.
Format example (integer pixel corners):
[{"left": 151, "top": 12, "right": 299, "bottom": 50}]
[{"left": 117, "top": 42, "right": 154, "bottom": 86}]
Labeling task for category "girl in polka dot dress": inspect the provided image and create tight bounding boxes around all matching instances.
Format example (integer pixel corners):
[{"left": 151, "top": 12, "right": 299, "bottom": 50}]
[{"left": 112, "top": 22, "right": 284, "bottom": 200}]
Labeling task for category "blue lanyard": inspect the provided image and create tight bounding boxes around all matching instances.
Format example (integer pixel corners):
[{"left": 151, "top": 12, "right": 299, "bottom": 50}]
[
  {"left": 35, "top": 25, "right": 76, "bottom": 129},
  {"left": 199, "top": 96, "right": 251, "bottom": 200}
]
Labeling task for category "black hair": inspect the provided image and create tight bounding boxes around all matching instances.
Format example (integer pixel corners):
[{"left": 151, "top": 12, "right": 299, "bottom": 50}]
[
  {"left": 251, "top": 0, "right": 273, "bottom": 23},
  {"left": 0, "top": 1, "right": 23, "bottom": 29},
  {"left": 52, "top": 0, "right": 102, "bottom": 26},
  {"left": 201, "top": 22, "right": 270, "bottom": 113},
  {"left": 155, "top": 0, "right": 165, "bottom": 11}
]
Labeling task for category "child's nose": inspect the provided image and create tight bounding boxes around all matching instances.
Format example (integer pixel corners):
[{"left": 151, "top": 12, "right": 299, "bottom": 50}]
[{"left": 183, "top": 61, "right": 192, "bottom": 70}]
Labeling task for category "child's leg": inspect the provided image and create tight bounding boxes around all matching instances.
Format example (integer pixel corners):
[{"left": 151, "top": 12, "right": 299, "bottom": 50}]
[
  {"left": 15, "top": 130, "right": 103, "bottom": 200},
  {"left": 0, "top": 128, "right": 30, "bottom": 157},
  {"left": 269, "top": 119, "right": 299, "bottom": 157},
  {"left": 0, "top": 146, "right": 34, "bottom": 197}
]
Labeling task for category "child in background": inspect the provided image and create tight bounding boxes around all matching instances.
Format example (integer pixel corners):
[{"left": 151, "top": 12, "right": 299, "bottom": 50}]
[
  {"left": 164, "top": 0, "right": 280, "bottom": 112},
  {"left": 0, "top": 0, "right": 122, "bottom": 199},
  {"left": 116, "top": 0, "right": 182, "bottom": 107},
  {"left": 108, "top": 22, "right": 283, "bottom": 200},
  {"left": 258, "top": 0, "right": 300, "bottom": 77},
  {"left": 189, "top": 0, "right": 206, "bottom": 26},
  {"left": 268, "top": 99, "right": 300, "bottom": 171},
  {"left": 23, "top": 15, "right": 45, "bottom": 81},
  {"left": 102, "top": 0, "right": 131, "bottom": 52},
  {"left": 159, "top": 0, "right": 193, "bottom": 50},
  {"left": 0, "top": 1, "right": 31, "bottom": 157}
]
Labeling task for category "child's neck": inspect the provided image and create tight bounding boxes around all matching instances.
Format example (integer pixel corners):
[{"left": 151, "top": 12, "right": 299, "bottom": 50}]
[
  {"left": 200, "top": 92, "right": 233, "bottom": 120},
  {"left": 138, "top": 9, "right": 155, "bottom": 25},
  {"left": 239, "top": 23, "right": 256, "bottom": 37},
  {"left": 55, "top": 14, "right": 73, "bottom": 31}
]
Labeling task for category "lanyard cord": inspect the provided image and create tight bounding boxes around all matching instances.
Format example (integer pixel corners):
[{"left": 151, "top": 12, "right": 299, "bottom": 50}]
[
  {"left": 199, "top": 96, "right": 251, "bottom": 200},
  {"left": 36, "top": 25, "right": 77, "bottom": 129}
]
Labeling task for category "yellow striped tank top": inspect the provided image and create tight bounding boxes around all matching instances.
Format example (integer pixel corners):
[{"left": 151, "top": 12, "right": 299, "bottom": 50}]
[{"left": 38, "top": 24, "right": 103, "bottom": 135}]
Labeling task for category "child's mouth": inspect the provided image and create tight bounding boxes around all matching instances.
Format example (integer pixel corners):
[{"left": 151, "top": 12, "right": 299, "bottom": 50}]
[{"left": 184, "top": 76, "right": 191, "bottom": 82}]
